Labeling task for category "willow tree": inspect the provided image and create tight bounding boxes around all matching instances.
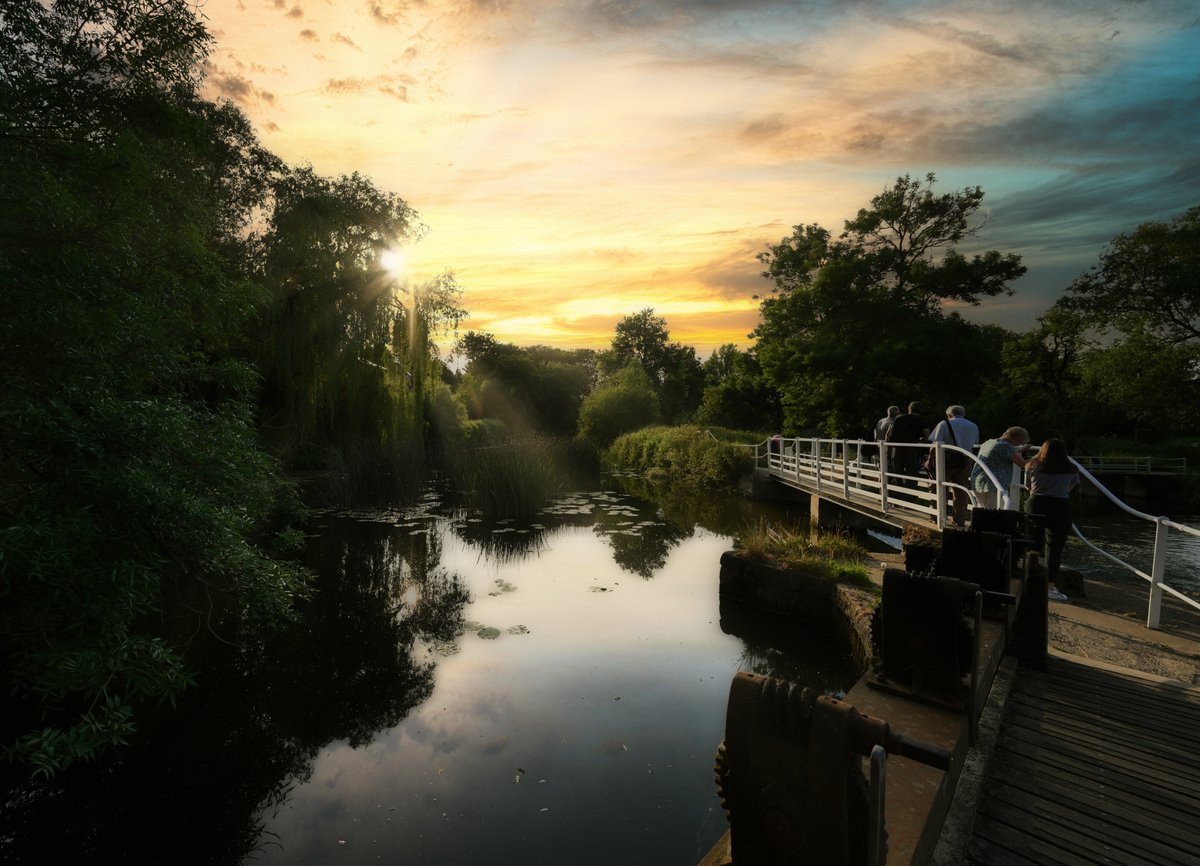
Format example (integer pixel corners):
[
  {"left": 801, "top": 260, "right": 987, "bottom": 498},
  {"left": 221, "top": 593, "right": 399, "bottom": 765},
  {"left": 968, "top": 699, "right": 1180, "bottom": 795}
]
[
  {"left": 254, "top": 167, "right": 465, "bottom": 493},
  {"left": 754, "top": 173, "right": 1025, "bottom": 435}
]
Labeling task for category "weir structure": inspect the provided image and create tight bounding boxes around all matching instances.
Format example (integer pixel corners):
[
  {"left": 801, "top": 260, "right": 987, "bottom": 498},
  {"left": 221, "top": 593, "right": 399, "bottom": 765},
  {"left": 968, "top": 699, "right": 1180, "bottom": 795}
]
[{"left": 700, "top": 440, "right": 1200, "bottom": 865}]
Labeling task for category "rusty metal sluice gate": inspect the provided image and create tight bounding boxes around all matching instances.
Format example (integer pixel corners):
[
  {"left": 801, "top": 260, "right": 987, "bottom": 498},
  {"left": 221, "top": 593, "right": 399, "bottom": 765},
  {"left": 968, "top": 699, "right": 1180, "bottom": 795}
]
[{"left": 704, "top": 509, "right": 1047, "bottom": 866}]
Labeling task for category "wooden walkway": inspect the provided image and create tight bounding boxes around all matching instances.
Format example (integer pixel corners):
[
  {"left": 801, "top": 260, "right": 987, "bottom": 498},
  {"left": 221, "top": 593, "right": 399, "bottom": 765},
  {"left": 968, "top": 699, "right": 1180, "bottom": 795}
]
[{"left": 967, "top": 655, "right": 1200, "bottom": 865}]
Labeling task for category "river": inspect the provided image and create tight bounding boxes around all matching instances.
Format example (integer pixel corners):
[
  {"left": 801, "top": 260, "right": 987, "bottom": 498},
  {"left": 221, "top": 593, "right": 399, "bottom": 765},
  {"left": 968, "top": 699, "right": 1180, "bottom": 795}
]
[{"left": 0, "top": 479, "right": 864, "bottom": 866}]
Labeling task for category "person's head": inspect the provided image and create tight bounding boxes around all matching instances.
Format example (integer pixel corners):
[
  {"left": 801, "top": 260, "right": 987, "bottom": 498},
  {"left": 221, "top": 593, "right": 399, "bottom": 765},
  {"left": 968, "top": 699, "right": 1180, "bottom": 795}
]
[
  {"left": 1033, "top": 437, "right": 1072, "bottom": 472},
  {"left": 908, "top": 401, "right": 924, "bottom": 415},
  {"left": 887, "top": 405, "right": 900, "bottom": 418},
  {"left": 946, "top": 405, "right": 965, "bottom": 418},
  {"left": 1001, "top": 426, "right": 1029, "bottom": 446}
]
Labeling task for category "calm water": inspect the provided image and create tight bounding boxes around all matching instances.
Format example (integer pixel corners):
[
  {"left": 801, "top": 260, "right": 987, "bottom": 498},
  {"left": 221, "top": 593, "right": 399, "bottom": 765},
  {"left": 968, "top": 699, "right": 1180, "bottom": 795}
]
[
  {"left": 248, "top": 486, "right": 858, "bottom": 866},
  {"left": 1068, "top": 504, "right": 1200, "bottom": 595},
  {"left": 0, "top": 482, "right": 859, "bottom": 866}
]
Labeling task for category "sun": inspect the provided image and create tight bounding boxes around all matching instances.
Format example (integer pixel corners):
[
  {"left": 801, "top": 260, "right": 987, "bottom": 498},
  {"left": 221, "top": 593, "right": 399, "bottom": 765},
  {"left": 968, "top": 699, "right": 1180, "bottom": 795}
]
[{"left": 379, "top": 248, "right": 406, "bottom": 276}]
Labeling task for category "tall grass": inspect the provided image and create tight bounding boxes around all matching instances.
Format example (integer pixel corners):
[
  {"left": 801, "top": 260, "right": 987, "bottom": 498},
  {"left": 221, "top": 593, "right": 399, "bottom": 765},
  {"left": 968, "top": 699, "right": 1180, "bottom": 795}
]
[
  {"left": 604, "top": 425, "right": 754, "bottom": 489},
  {"left": 735, "top": 518, "right": 872, "bottom": 588},
  {"left": 451, "top": 437, "right": 593, "bottom": 519}
]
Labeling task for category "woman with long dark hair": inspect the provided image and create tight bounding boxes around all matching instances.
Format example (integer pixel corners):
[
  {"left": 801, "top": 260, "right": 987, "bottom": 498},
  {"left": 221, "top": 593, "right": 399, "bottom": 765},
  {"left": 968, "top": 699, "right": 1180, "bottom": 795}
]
[{"left": 1026, "top": 438, "right": 1079, "bottom": 602}]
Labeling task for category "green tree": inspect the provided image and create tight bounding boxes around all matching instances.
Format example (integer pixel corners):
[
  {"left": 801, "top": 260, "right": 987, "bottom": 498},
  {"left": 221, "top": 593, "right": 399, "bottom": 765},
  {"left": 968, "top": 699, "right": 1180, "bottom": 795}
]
[
  {"left": 695, "top": 345, "right": 781, "bottom": 432},
  {"left": 605, "top": 309, "right": 704, "bottom": 424},
  {"left": 1056, "top": 207, "right": 1200, "bottom": 435},
  {"left": 754, "top": 173, "right": 1025, "bottom": 435},
  {"left": 576, "top": 364, "right": 661, "bottom": 449},
  {"left": 0, "top": 0, "right": 308, "bottom": 775},
  {"left": 254, "top": 167, "right": 465, "bottom": 493},
  {"left": 454, "top": 333, "right": 595, "bottom": 436},
  {"left": 1061, "top": 206, "right": 1200, "bottom": 347}
]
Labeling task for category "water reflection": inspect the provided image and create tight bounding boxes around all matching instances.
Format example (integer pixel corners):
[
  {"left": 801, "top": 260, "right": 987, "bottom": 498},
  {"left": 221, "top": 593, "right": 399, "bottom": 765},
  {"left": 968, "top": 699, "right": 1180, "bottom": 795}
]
[
  {"left": 242, "top": 483, "right": 855, "bottom": 866},
  {"left": 0, "top": 481, "right": 859, "bottom": 866},
  {"left": 0, "top": 504, "right": 470, "bottom": 866}
]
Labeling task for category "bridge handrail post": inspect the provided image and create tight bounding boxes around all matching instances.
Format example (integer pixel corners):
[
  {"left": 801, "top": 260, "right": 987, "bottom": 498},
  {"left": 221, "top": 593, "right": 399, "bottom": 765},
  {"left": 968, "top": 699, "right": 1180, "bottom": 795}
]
[
  {"left": 879, "top": 443, "right": 890, "bottom": 513},
  {"left": 934, "top": 444, "right": 948, "bottom": 530},
  {"left": 842, "top": 440, "right": 851, "bottom": 500},
  {"left": 812, "top": 438, "right": 820, "bottom": 494},
  {"left": 1147, "top": 516, "right": 1168, "bottom": 629}
]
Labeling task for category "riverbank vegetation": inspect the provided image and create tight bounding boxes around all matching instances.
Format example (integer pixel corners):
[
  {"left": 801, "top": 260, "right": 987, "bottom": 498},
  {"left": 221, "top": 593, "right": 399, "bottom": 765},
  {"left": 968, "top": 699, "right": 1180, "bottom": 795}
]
[
  {"left": 734, "top": 520, "right": 872, "bottom": 589},
  {"left": 604, "top": 425, "right": 753, "bottom": 489}
]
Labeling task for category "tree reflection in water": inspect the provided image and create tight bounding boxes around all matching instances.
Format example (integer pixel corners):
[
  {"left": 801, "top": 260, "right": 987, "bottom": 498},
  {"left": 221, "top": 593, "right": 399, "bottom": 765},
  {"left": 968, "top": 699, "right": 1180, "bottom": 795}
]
[{"left": 0, "top": 511, "right": 469, "bottom": 866}]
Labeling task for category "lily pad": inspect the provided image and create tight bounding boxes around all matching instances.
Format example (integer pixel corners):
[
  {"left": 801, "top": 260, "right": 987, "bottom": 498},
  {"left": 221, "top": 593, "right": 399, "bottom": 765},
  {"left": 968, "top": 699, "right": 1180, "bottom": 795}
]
[{"left": 477, "top": 627, "right": 501, "bottom": 640}]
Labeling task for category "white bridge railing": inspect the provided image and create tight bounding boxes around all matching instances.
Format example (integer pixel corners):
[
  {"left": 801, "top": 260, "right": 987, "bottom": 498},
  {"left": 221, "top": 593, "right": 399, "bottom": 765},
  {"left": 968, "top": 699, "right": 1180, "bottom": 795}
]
[
  {"left": 753, "top": 436, "right": 1200, "bottom": 629},
  {"left": 1074, "top": 455, "right": 1187, "bottom": 474}
]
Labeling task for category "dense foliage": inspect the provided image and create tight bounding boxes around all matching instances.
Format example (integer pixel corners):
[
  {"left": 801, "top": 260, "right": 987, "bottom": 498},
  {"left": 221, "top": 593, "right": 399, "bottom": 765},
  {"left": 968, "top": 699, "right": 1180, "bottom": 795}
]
[
  {"left": 754, "top": 173, "right": 1024, "bottom": 436},
  {"left": 0, "top": 0, "right": 460, "bottom": 777},
  {"left": 576, "top": 364, "right": 661, "bottom": 449},
  {"left": 604, "top": 425, "right": 753, "bottom": 489},
  {"left": 0, "top": 0, "right": 311, "bottom": 775}
]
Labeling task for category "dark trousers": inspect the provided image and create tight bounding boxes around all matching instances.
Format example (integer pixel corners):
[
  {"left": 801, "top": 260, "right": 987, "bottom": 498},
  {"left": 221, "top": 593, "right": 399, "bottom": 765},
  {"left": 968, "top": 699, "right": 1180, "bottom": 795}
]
[{"left": 1030, "top": 495, "right": 1072, "bottom": 585}]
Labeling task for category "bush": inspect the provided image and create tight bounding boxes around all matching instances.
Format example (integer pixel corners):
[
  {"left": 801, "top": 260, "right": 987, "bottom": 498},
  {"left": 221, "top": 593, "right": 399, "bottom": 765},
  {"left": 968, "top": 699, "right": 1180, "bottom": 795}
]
[
  {"left": 604, "top": 425, "right": 753, "bottom": 489},
  {"left": 576, "top": 365, "right": 659, "bottom": 449}
]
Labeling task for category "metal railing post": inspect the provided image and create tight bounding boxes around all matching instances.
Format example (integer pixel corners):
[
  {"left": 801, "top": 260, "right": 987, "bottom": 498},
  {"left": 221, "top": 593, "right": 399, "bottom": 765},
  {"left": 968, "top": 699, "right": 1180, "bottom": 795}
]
[
  {"left": 879, "top": 442, "right": 890, "bottom": 513},
  {"left": 812, "top": 438, "right": 820, "bottom": 494},
  {"left": 842, "top": 439, "right": 851, "bottom": 500},
  {"left": 1147, "top": 516, "right": 1168, "bottom": 629},
  {"left": 934, "top": 444, "right": 948, "bottom": 530}
]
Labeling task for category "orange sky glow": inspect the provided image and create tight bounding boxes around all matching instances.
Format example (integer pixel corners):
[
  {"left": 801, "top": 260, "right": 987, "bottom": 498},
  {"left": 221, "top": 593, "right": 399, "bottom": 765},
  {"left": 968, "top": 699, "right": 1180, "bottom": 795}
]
[{"left": 200, "top": 0, "right": 1200, "bottom": 357}]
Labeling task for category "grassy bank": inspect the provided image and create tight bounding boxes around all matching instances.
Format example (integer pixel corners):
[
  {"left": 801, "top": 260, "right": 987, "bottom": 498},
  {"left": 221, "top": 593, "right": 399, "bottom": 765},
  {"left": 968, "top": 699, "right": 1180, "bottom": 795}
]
[{"left": 734, "top": 518, "right": 873, "bottom": 590}]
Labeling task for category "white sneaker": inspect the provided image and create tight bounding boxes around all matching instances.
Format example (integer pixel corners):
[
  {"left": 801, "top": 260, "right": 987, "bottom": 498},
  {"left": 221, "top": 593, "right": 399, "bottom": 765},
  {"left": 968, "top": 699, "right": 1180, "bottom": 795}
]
[{"left": 1048, "top": 588, "right": 1069, "bottom": 602}]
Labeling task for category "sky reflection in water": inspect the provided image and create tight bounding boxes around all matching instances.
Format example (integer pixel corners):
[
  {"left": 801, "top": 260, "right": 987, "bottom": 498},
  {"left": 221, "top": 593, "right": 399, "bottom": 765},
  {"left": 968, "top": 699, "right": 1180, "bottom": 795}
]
[{"left": 250, "top": 487, "right": 857, "bottom": 866}]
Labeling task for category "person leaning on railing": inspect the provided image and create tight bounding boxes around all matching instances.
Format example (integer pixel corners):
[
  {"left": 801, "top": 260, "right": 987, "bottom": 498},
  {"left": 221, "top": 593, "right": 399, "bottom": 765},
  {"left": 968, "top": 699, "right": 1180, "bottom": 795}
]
[
  {"left": 1026, "top": 438, "right": 1080, "bottom": 603},
  {"left": 969, "top": 426, "right": 1030, "bottom": 510}
]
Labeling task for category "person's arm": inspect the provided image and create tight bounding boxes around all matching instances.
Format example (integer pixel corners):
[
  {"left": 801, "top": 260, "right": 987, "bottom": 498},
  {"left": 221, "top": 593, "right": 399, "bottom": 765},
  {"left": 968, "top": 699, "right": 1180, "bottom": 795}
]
[{"left": 1009, "top": 449, "right": 1028, "bottom": 469}]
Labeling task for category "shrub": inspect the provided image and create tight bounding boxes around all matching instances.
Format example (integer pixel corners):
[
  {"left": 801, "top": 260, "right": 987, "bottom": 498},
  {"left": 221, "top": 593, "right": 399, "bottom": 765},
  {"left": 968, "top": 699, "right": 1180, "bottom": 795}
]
[
  {"left": 604, "top": 425, "right": 753, "bottom": 489},
  {"left": 576, "top": 365, "right": 659, "bottom": 449}
]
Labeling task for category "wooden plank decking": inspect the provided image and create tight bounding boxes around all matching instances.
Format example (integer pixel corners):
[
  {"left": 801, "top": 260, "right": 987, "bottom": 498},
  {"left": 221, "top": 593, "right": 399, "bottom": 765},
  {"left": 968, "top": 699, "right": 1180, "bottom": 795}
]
[{"left": 967, "top": 655, "right": 1200, "bottom": 865}]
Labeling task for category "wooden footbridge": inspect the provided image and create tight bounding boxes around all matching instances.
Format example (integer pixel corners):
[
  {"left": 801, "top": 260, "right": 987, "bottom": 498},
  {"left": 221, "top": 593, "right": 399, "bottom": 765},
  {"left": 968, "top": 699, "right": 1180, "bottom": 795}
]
[{"left": 964, "top": 653, "right": 1200, "bottom": 866}]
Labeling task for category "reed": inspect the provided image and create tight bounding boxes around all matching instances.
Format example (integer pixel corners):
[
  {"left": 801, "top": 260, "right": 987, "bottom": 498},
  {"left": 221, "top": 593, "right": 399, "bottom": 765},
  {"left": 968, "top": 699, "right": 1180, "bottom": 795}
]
[{"left": 452, "top": 437, "right": 590, "bottom": 519}]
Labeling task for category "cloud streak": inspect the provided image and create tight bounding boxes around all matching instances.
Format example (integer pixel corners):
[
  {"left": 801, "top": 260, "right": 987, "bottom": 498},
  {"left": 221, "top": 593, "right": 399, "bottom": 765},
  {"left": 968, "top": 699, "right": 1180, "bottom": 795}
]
[{"left": 199, "top": 0, "right": 1200, "bottom": 352}]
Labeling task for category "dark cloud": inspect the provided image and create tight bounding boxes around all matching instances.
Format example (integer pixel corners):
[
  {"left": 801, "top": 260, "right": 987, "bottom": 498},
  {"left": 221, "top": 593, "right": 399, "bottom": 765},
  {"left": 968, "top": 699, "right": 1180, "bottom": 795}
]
[
  {"left": 694, "top": 235, "right": 775, "bottom": 300},
  {"left": 324, "top": 75, "right": 414, "bottom": 101},
  {"left": 299, "top": 28, "right": 318, "bottom": 40},
  {"left": 286, "top": 5, "right": 304, "bottom": 19},
  {"left": 333, "top": 32, "right": 362, "bottom": 50},
  {"left": 205, "top": 66, "right": 279, "bottom": 107},
  {"left": 740, "top": 114, "right": 786, "bottom": 144},
  {"left": 368, "top": 2, "right": 406, "bottom": 26}
]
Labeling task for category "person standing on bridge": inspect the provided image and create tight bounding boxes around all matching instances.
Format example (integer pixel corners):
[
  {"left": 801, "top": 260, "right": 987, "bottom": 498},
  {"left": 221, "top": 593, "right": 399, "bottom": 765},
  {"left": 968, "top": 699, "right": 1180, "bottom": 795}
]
[
  {"left": 928, "top": 405, "right": 980, "bottom": 526},
  {"left": 867, "top": 405, "right": 900, "bottom": 465},
  {"left": 970, "top": 426, "right": 1030, "bottom": 509},
  {"left": 885, "top": 402, "right": 929, "bottom": 486},
  {"left": 1026, "top": 438, "right": 1080, "bottom": 603}
]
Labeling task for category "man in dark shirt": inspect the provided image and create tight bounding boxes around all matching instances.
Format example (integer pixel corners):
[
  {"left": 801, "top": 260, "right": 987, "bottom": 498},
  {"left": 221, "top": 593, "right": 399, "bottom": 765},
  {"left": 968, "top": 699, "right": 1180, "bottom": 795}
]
[{"left": 886, "top": 401, "right": 929, "bottom": 486}]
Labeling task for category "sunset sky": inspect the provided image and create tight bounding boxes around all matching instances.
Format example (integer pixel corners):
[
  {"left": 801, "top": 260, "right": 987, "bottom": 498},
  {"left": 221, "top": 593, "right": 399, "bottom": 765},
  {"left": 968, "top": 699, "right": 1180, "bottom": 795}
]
[{"left": 199, "top": 0, "right": 1200, "bottom": 356}]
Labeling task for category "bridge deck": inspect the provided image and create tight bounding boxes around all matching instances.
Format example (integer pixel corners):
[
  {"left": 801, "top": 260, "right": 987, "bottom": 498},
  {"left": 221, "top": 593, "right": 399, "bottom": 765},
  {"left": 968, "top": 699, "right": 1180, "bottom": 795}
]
[{"left": 967, "top": 655, "right": 1200, "bottom": 865}]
